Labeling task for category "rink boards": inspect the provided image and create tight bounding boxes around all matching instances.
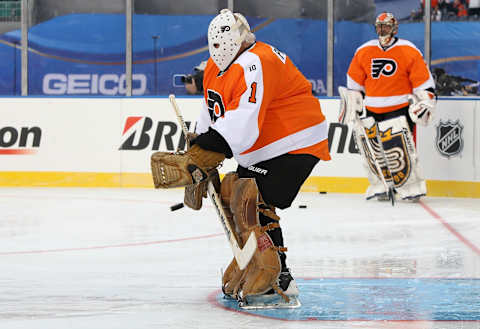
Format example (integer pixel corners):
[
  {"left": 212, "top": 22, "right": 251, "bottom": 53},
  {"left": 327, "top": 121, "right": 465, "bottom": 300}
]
[{"left": 0, "top": 97, "right": 478, "bottom": 197}]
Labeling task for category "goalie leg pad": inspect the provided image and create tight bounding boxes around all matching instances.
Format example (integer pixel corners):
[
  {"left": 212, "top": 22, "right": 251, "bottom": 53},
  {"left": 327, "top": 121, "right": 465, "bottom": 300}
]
[
  {"left": 229, "top": 178, "right": 284, "bottom": 300},
  {"left": 151, "top": 144, "right": 224, "bottom": 188},
  {"left": 220, "top": 172, "right": 245, "bottom": 296},
  {"left": 220, "top": 172, "right": 241, "bottom": 245},
  {"left": 377, "top": 116, "right": 427, "bottom": 199},
  {"left": 222, "top": 257, "right": 244, "bottom": 297},
  {"left": 354, "top": 117, "right": 388, "bottom": 199}
]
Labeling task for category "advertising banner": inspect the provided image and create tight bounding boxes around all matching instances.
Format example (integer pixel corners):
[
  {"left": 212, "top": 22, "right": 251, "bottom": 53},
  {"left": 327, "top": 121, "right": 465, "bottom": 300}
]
[{"left": 0, "top": 97, "right": 478, "bottom": 196}]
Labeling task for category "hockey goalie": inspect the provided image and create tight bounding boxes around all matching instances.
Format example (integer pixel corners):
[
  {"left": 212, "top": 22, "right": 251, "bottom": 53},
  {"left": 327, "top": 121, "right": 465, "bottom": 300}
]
[
  {"left": 150, "top": 9, "right": 331, "bottom": 308},
  {"left": 339, "top": 12, "right": 436, "bottom": 202}
]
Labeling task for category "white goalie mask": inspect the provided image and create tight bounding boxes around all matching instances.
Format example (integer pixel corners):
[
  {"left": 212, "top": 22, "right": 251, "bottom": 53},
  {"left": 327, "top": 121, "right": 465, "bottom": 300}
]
[
  {"left": 208, "top": 9, "right": 255, "bottom": 71},
  {"left": 375, "top": 12, "right": 398, "bottom": 47}
]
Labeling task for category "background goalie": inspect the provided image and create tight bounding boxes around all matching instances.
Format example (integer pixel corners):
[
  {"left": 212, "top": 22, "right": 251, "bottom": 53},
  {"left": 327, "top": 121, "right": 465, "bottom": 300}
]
[{"left": 340, "top": 12, "right": 436, "bottom": 202}]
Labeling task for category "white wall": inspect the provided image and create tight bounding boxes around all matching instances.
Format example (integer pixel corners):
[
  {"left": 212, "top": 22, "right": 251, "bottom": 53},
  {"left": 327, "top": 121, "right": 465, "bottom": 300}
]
[{"left": 0, "top": 97, "right": 478, "bottom": 187}]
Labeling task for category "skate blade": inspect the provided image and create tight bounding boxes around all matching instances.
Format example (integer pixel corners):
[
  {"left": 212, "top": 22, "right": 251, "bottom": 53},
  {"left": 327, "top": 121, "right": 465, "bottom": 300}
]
[
  {"left": 222, "top": 292, "right": 236, "bottom": 300},
  {"left": 239, "top": 294, "right": 301, "bottom": 309}
]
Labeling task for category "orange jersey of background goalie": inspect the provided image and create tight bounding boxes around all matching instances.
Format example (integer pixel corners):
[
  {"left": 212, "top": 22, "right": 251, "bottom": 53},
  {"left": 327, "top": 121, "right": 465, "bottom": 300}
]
[{"left": 347, "top": 39, "right": 435, "bottom": 113}]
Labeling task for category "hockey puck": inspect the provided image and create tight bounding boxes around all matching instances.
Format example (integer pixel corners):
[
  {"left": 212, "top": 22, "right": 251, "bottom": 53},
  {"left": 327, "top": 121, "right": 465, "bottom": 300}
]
[
  {"left": 319, "top": 191, "right": 327, "bottom": 194},
  {"left": 299, "top": 205, "right": 307, "bottom": 209},
  {"left": 170, "top": 203, "right": 184, "bottom": 211}
]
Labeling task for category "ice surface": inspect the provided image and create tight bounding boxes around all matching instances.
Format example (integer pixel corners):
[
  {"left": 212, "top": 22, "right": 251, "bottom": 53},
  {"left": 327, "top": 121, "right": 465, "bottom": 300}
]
[{"left": 0, "top": 188, "right": 478, "bottom": 329}]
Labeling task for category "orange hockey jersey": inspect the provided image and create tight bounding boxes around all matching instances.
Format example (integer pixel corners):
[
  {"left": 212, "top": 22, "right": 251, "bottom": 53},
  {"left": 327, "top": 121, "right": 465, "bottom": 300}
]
[
  {"left": 196, "top": 41, "right": 330, "bottom": 167},
  {"left": 347, "top": 38, "right": 435, "bottom": 113}
]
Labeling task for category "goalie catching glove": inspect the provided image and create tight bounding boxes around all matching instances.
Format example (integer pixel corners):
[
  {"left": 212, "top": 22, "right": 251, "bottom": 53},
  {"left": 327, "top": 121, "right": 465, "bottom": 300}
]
[
  {"left": 151, "top": 144, "right": 224, "bottom": 189},
  {"left": 408, "top": 90, "right": 436, "bottom": 126}
]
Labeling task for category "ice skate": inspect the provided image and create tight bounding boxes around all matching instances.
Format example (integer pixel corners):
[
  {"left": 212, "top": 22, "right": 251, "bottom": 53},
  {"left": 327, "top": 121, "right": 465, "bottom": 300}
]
[
  {"left": 376, "top": 192, "right": 390, "bottom": 201},
  {"left": 238, "top": 269, "right": 301, "bottom": 309}
]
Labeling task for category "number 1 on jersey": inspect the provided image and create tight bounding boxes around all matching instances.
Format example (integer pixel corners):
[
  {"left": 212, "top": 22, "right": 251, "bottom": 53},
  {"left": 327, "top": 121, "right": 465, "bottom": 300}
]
[{"left": 248, "top": 82, "right": 257, "bottom": 103}]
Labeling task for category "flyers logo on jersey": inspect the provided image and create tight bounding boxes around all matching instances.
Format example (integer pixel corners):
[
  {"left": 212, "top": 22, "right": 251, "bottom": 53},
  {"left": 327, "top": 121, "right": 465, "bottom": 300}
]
[
  {"left": 371, "top": 58, "right": 397, "bottom": 78},
  {"left": 207, "top": 89, "right": 226, "bottom": 123}
]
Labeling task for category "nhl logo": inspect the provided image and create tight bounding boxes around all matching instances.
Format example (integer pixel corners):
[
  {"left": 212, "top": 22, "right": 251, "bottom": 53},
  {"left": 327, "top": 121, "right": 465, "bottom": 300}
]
[{"left": 435, "top": 120, "right": 463, "bottom": 158}]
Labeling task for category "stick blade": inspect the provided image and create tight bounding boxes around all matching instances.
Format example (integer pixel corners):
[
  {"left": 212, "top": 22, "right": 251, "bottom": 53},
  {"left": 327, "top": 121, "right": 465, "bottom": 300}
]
[{"left": 207, "top": 182, "right": 256, "bottom": 270}]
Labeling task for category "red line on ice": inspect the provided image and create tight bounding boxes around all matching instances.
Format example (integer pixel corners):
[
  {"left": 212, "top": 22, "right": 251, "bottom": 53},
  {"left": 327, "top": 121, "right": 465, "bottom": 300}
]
[
  {"left": 420, "top": 200, "right": 480, "bottom": 256},
  {"left": 0, "top": 233, "right": 224, "bottom": 255}
]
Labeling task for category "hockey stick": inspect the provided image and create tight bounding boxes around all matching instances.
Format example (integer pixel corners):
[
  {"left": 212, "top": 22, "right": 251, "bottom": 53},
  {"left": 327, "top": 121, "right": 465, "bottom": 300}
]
[
  {"left": 168, "top": 94, "right": 257, "bottom": 270},
  {"left": 354, "top": 114, "right": 395, "bottom": 206},
  {"left": 372, "top": 121, "right": 396, "bottom": 206}
]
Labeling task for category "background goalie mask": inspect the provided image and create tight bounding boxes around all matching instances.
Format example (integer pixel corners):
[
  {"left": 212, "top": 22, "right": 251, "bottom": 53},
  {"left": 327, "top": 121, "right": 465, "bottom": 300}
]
[
  {"left": 375, "top": 12, "right": 398, "bottom": 47},
  {"left": 208, "top": 9, "right": 255, "bottom": 71}
]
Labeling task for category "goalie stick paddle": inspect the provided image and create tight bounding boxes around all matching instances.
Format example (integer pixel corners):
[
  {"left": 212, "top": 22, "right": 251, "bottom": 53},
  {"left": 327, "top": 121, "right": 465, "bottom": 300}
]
[
  {"left": 372, "top": 122, "right": 396, "bottom": 206},
  {"left": 168, "top": 94, "right": 257, "bottom": 270},
  {"left": 354, "top": 113, "right": 395, "bottom": 206}
]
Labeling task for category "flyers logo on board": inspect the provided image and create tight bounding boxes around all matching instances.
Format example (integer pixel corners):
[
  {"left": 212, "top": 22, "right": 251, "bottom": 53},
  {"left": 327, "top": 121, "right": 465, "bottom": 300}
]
[
  {"left": 0, "top": 126, "right": 41, "bottom": 155},
  {"left": 207, "top": 89, "right": 225, "bottom": 123},
  {"left": 371, "top": 58, "right": 397, "bottom": 78},
  {"left": 361, "top": 125, "right": 411, "bottom": 187},
  {"left": 119, "top": 116, "right": 190, "bottom": 151},
  {"left": 435, "top": 120, "right": 463, "bottom": 158}
]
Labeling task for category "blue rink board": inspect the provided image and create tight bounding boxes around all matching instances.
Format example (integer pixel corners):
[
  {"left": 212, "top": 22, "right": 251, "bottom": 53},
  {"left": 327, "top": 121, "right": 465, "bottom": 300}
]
[{"left": 216, "top": 278, "right": 480, "bottom": 321}]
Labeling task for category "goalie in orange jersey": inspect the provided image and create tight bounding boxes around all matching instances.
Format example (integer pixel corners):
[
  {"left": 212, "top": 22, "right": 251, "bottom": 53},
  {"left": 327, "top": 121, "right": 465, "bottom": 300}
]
[
  {"left": 151, "top": 9, "right": 330, "bottom": 307},
  {"left": 339, "top": 12, "right": 436, "bottom": 202}
]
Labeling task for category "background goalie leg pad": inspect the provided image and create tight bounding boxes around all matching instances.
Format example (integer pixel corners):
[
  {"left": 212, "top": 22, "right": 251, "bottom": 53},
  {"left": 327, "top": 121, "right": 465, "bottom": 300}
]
[
  {"left": 229, "top": 178, "right": 298, "bottom": 307},
  {"left": 377, "top": 116, "right": 427, "bottom": 200},
  {"left": 354, "top": 117, "right": 388, "bottom": 200}
]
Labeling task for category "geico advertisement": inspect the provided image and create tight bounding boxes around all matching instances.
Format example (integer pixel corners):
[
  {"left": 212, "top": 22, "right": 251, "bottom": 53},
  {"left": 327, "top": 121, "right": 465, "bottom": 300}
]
[{"left": 43, "top": 73, "right": 148, "bottom": 96}]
